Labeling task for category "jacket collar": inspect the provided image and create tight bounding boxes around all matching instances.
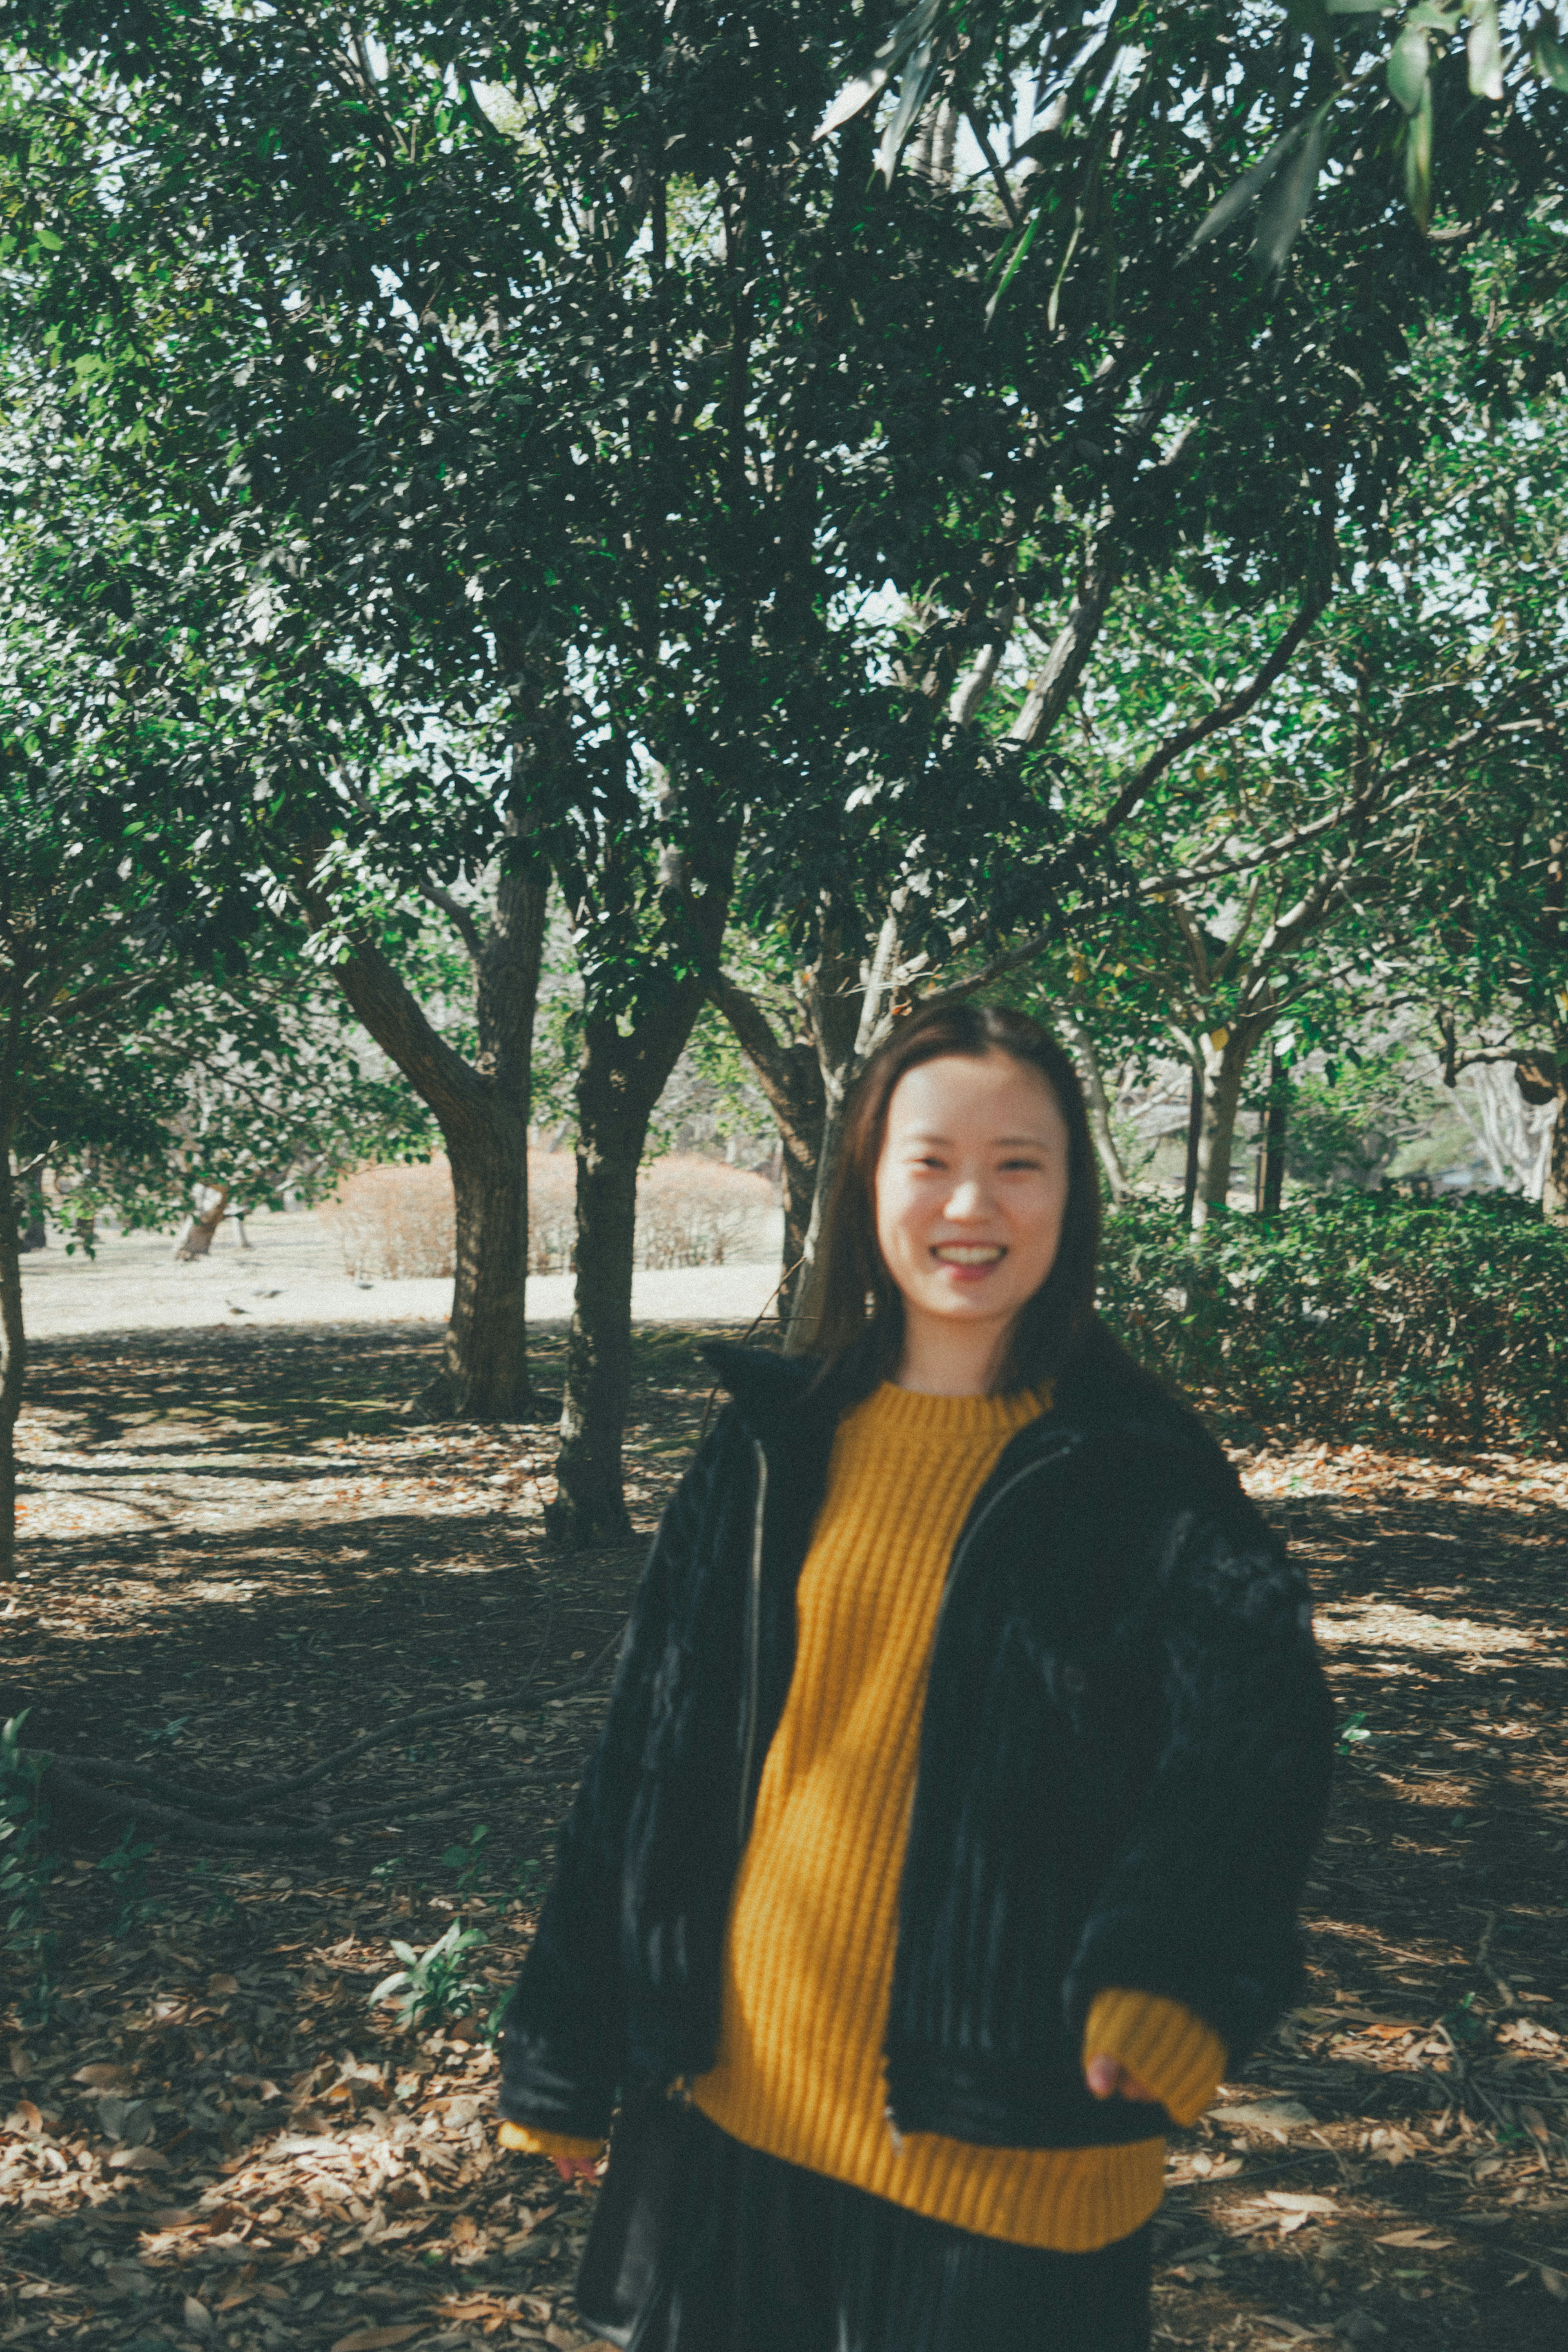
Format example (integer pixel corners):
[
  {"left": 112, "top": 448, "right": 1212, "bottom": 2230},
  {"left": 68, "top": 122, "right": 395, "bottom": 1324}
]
[
  {"left": 701, "top": 1341, "right": 825, "bottom": 1446},
  {"left": 703, "top": 1327, "right": 1236, "bottom": 1489}
]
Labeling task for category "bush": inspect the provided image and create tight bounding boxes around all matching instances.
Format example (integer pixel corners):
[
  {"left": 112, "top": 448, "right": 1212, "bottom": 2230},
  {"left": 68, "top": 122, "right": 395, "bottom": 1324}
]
[
  {"left": 319, "top": 1159, "right": 456, "bottom": 1280},
  {"left": 1098, "top": 1194, "right": 1567, "bottom": 1450},
  {"left": 527, "top": 1152, "right": 577, "bottom": 1273},
  {"left": 636, "top": 1155, "right": 773, "bottom": 1269},
  {"left": 322, "top": 1150, "right": 772, "bottom": 1280}
]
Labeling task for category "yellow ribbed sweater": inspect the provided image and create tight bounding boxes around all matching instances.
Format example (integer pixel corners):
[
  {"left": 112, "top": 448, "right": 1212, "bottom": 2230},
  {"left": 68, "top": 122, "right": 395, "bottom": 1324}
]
[{"left": 505, "top": 1382, "right": 1225, "bottom": 2250}]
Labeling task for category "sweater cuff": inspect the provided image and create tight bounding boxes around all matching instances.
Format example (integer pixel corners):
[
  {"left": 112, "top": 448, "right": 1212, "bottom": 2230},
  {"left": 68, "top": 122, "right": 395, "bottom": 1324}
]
[
  {"left": 497, "top": 2120, "right": 605, "bottom": 2163},
  {"left": 1083, "top": 1988, "right": 1228, "bottom": 2128}
]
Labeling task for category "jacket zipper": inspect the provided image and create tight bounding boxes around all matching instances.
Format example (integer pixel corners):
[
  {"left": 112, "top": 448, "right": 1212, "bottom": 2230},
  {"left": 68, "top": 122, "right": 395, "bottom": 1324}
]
[
  {"left": 737, "top": 1438, "right": 768, "bottom": 1851},
  {"left": 884, "top": 1438, "right": 1069, "bottom": 2147}
]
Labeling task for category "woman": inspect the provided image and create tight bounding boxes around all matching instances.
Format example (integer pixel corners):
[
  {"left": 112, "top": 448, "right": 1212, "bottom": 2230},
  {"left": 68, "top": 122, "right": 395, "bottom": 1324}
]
[{"left": 497, "top": 1004, "right": 1333, "bottom": 2352}]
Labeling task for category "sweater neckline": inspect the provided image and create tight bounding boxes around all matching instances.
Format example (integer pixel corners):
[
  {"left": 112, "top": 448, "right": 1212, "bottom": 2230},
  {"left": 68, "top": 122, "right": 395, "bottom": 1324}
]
[{"left": 851, "top": 1380, "right": 1051, "bottom": 1440}]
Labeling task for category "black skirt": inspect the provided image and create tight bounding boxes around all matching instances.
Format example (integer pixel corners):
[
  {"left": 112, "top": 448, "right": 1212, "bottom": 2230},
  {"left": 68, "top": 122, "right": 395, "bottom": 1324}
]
[{"left": 575, "top": 2097, "right": 1152, "bottom": 2352}]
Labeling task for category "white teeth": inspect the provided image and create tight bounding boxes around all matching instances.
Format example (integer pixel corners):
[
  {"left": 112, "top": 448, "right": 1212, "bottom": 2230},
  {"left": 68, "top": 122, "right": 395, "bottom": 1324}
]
[{"left": 934, "top": 1245, "right": 1004, "bottom": 1264}]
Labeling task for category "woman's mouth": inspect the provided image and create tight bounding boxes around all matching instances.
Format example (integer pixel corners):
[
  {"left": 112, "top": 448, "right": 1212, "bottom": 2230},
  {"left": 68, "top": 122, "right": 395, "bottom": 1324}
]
[{"left": 932, "top": 1244, "right": 1005, "bottom": 1266}]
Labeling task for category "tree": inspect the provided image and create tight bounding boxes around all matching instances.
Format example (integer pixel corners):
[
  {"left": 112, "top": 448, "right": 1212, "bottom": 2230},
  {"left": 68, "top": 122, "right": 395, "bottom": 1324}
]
[
  {"left": 702, "top": 20, "right": 1567, "bottom": 1337},
  {"left": 3, "top": 0, "right": 1561, "bottom": 1520},
  {"left": 0, "top": 745, "right": 188, "bottom": 1576},
  {"left": 820, "top": 0, "right": 1568, "bottom": 279}
]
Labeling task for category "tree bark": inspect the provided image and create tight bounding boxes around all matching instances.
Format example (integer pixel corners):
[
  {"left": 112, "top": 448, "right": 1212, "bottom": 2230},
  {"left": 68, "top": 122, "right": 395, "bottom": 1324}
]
[
  {"left": 173, "top": 1183, "right": 231, "bottom": 1260},
  {"left": 1192, "top": 1027, "right": 1259, "bottom": 1230},
  {"left": 1181, "top": 1062, "right": 1203, "bottom": 1227},
  {"left": 1255, "top": 1053, "right": 1289, "bottom": 1216},
  {"left": 1058, "top": 1006, "right": 1131, "bottom": 1203},
  {"left": 708, "top": 972, "right": 824, "bottom": 1322},
  {"left": 1517, "top": 1048, "right": 1568, "bottom": 1224},
  {"left": 549, "top": 910, "right": 727, "bottom": 1547},
  {"left": 783, "top": 923, "right": 876, "bottom": 1355},
  {"left": 303, "top": 842, "right": 548, "bottom": 1419}
]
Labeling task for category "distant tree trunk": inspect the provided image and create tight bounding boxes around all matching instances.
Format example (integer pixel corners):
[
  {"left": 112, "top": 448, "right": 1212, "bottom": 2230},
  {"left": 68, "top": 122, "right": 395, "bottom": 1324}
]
[
  {"left": 783, "top": 925, "right": 872, "bottom": 1356},
  {"left": 1255, "top": 1053, "right": 1289, "bottom": 1216},
  {"left": 174, "top": 1184, "right": 231, "bottom": 1260},
  {"left": 709, "top": 972, "right": 824, "bottom": 1324},
  {"left": 0, "top": 1133, "right": 26, "bottom": 1581},
  {"left": 1517, "top": 1046, "right": 1568, "bottom": 1224},
  {"left": 550, "top": 896, "right": 728, "bottom": 1548},
  {"left": 1058, "top": 1005, "right": 1131, "bottom": 1203},
  {"left": 1192, "top": 1026, "right": 1266, "bottom": 1231},
  {"left": 1181, "top": 1062, "right": 1203, "bottom": 1227},
  {"left": 303, "top": 831, "right": 549, "bottom": 1419},
  {"left": 19, "top": 1213, "right": 45, "bottom": 1253}
]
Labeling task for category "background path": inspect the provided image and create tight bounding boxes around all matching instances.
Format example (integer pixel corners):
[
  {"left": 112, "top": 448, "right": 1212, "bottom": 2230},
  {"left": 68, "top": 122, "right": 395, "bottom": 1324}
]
[{"left": 18, "top": 1209, "right": 784, "bottom": 1343}]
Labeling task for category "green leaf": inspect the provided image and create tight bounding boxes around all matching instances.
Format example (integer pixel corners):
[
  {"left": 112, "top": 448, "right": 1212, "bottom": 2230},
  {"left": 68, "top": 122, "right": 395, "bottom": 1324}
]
[
  {"left": 1250, "top": 103, "right": 1332, "bottom": 277},
  {"left": 814, "top": 0, "right": 945, "bottom": 144},
  {"left": 1181, "top": 122, "right": 1307, "bottom": 261},
  {"left": 1534, "top": 18, "right": 1568, "bottom": 85},
  {"left": 33, "top": 226, "right": 62, "bottom": 251},
  {"left": 1387, "top": 23, "right": 1431, "bottom": 114},
  {"left": 1466, "top": 0, "right": 1504, "bottom": 98},
  {"left": 1324, "top": 0, "right": 1390, "bottom": 14},
  {"left": 984, "top": 209, "right": 1040, "bottom": 323}
]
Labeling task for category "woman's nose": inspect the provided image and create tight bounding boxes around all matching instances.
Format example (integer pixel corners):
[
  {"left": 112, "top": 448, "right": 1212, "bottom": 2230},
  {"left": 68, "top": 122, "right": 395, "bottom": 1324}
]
[{"left": 942, "top": 1178, "right": 987, "bottom": 1219}]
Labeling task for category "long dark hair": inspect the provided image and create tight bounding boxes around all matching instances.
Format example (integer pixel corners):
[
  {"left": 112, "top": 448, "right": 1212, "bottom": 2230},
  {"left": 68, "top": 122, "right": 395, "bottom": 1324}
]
[{"left": 810, "top": 1002, "right": 1102, "bottom": 1396}]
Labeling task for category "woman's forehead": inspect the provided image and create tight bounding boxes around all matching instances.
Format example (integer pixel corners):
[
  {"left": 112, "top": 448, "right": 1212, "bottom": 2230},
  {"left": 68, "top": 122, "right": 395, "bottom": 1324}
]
[{"left": 885, "top": 1052, "right": 1064, "bottom": 1137}]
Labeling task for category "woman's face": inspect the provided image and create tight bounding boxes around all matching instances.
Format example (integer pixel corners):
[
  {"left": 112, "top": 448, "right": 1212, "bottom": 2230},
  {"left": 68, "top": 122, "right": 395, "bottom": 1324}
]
[{"left": 874, "top": 1051, "right": 1071, "bottom": 1353}]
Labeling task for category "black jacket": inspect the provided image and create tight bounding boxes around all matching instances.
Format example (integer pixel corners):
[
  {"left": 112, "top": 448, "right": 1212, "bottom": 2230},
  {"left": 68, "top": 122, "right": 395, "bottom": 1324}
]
[{"left": 499, "top": 1329, "right": 1334, "bottom": 2151}]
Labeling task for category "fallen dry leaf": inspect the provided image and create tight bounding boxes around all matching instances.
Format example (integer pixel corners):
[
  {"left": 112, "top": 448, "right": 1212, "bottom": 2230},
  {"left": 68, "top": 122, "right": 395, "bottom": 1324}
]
[
  {"left": 109, "top": 2143, "right": 170, "bottom": 2171},
  {"left": 1540, "top": 2267, "right": 1568, "bottom": 2302},
  {"left": 208, "top": 1973, "right": 239, "bottom": 1995},
  {"left": 1377, "top": 2227, "right": 1451, "bottom": 2248},
  {"left": 329, "top": 2328, "right": 427, "bottom": 2352},
  {"left": 1265, "top": 2191, "right": 1338, "bottom": 2214},
  {"left": 74, "top": 2062, "right": 134, "bottom": 2090}
]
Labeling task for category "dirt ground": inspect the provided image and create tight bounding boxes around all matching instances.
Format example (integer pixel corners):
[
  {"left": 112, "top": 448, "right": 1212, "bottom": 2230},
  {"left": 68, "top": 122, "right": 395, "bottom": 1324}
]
[{"left": 2, "top": 1319, "right": 1566, "bottom": 2352}]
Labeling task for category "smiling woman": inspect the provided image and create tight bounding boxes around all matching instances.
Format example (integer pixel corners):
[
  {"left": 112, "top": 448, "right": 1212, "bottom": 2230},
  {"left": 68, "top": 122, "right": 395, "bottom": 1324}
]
[{"left": 497, "top": 1003, "right": 1334, "bottom": 2352}]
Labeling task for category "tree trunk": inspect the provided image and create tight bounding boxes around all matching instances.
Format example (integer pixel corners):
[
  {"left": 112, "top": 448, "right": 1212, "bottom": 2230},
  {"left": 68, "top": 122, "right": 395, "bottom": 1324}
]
[
  {"left": 783, "top": 925, "right": 873, "bottom": 1356},
  {"left": 1545, "top": 1095, "right": 1568, "bottom": 1223},
  {"left": 550, "top": 942, "right": 724, "bottom": 1548},
  {"left": 1517, "top": 1048, "right": 1568, "bottom": 1224},
  {"left": 174, "top": 1183, "right": 230, "bottom": 1260},
  {"left": 0, "top": 1138, "right": 26, "bottom": 1581},
  {"left": 303, "top": 841, "right": 548, "bottom": 1419},
  {"left": 1058, "top": 1006, "right": 1131, "bottom": 1203},
  {"left": 1181, "top": 1062, "right": 1203, "bottom": 1227},
  {"left": 1190, "top": 1029, "right": 1252, "bottom": 1232},
  {"left": 1255, "top": 1055, "right": 1289, "bottom": 1216},
  {"left": 709, "top": 972, "right": 825, "bottom": 1323}
]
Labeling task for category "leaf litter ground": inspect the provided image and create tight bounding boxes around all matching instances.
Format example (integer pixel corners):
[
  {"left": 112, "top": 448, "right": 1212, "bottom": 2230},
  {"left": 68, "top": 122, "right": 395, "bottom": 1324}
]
[{"left": 1, "top": 1321, "right": 1565, "bottom": 2351}]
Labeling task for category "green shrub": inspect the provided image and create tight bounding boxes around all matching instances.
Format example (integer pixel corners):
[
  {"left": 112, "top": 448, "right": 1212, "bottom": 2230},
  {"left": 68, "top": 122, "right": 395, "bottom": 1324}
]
[
  {"left": 369, "top": 1922, "right": 489, "bottom": 2031},
  {"left": 1098, "top": 1194, "right": 1567, "bottom": 1450}
]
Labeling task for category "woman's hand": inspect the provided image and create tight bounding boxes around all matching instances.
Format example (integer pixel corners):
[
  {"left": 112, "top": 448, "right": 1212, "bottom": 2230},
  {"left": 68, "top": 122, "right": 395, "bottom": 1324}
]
[
  {"left": 553, "top": 2154, "right": 601, "bottom": 2182},
  {"left": 1084, "top": 2054, "right": 1158, "bottom": 2104}
]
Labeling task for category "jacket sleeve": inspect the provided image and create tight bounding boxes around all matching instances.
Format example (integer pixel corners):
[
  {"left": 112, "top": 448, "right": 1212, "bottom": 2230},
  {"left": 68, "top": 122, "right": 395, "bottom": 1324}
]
[
  {"left": 497, "top": 1413, "right": 736, "bottom": 2140},
  {"left": 1062, "top": 1491, "right": 1334, "bottom": 2074}
]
